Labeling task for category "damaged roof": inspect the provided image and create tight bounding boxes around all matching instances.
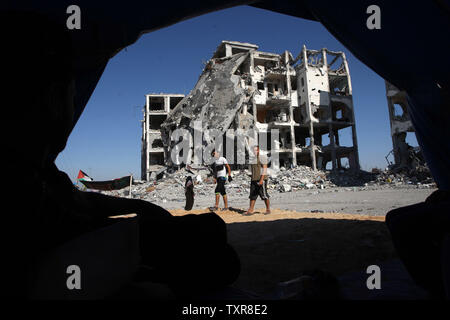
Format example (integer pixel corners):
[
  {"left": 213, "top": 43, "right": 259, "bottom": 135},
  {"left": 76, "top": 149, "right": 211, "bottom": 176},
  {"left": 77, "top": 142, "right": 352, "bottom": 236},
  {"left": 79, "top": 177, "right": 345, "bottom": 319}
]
[{"left": 161, "top": 52, "right": 253, "bottom": 145}]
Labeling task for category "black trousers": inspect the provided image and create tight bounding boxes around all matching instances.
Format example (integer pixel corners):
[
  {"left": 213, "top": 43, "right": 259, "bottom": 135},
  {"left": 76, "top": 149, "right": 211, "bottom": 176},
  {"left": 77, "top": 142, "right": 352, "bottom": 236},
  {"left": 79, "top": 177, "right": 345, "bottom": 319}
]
[
  {"left": 385, "top": 190, "right": 450, "bottom": 298},
  {"left": 215, "top": 177, "right": 227, "bottom": 196}
]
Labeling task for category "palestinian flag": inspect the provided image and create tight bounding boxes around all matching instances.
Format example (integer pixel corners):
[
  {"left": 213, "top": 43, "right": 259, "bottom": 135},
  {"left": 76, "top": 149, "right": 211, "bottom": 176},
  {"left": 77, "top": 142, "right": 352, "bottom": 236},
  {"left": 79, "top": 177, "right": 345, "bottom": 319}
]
[
  {"left": 77, "top": 170, "right": 93, "bottom": 181},
  {"left": 80, "top": 175, "right": 132, "bottom": 191}
]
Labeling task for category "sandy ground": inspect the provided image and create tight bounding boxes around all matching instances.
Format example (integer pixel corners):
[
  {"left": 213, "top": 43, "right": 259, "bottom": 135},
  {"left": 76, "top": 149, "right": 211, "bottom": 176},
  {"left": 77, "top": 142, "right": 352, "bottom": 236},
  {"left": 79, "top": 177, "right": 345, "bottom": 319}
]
[
  {"left": 159, "top": 186, "right": 436, "bottom": 216},
  {"left": 169, "top": 209, "right": 394, "bottom": 294},
  {"left": 166, "top": 187, "right": 435, "bottom": 295}
]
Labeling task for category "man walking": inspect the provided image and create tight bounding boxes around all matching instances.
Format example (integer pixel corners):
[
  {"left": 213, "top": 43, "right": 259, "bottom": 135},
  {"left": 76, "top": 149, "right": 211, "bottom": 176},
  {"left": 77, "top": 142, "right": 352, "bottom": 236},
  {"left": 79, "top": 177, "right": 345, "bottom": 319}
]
[
  {"left": 246, "top": 145, "right": 271, "bottom": 215},
  {"left": 210, "top": 150, "right": 232, "bottom": 211}
]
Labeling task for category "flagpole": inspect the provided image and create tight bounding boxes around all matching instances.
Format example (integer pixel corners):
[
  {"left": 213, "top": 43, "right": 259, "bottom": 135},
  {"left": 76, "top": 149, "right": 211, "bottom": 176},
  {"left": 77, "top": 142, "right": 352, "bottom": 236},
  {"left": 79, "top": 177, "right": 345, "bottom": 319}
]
[{"left": 129, "top": 174, "right": 133, "bottom": 199}]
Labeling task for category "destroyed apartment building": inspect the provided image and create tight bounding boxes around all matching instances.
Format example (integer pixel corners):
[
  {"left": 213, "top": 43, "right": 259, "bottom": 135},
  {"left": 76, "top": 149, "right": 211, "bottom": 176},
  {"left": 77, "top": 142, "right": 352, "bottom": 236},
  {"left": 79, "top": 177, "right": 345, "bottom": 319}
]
[
  {"left": 141, "top": 93, "right": 185, "bottom": 180},
  {"left": 142, "top": 41, "right": 360, "bottom": 181},
  {"left": 385, "top": 81, "right": 426, "bottom": 172}
]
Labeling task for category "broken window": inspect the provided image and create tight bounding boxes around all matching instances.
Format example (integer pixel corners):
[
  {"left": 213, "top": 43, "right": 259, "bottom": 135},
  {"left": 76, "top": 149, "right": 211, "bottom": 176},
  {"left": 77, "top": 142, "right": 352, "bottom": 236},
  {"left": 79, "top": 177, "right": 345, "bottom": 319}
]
[
  {"left": 278, "top": 130, "right": 291, "bottom": 148},
  {"left": 149, "top": 96, "right": 165, "bottom": 111},
  {"left": 149, "top": 153, "right": 164, "bottom": 165},
  {"left": 312, "top": 106, "right": 329, "bottom": 121},
  {"left": 267, "top": 83, "right": 274, "bottom": 96},
  {"left": 305, "top": 137, "right": 311, "bottom": 147},
  {"left": 404, "top": 132, "right": 419, "bottom": 147},
  {"left": 169, "top": 96, "right": 183, "bottom": 110},
  {"left": 329, "top": 75, "right": 349, "bottom": 95},
  {"left": 332, "top": 102, "right": 351, "bottom": 122},
  {"left": 291, "top": 78, "right": 297, "bottom": 90},
  {"left": 326, "top": 52, "right": 343, "bottom": 71},
  {"left": 151, "top": 138, "right": 163, "bottom": 149},
  {"left": 231, "top": 47, "right": 251, "bottom": 55},
  {"left": 336, "top": 127, "right": 353, "bottom": 147},
  {"left": 294, "top": 128, "right": 307, "bottom": 146},
  {"left": 293, "top": 106, "right": 305, "bottom": 123},
  {"left": 393, "top": 103, "right": 403, "bottom": 116},
  {"left": 393, "top": 103, "right": 409, "bottom": 120},
  {"left": 338, "top": 157, "right": 350, "bottom": 169},
  {"left": 247, "top": 104, "right": 253, "bottom": 115},
  {"left": 256, "top": 107, "right": 267, "bottom": 123},
  {"left": 321, "top": 133, "right": 330, "bottom": 146},
  {"left": 257, "top": 82, "right": 264, "bottom": 90},
  {"left": 149, "top": 115, "right": 167, "bottom": 130}
]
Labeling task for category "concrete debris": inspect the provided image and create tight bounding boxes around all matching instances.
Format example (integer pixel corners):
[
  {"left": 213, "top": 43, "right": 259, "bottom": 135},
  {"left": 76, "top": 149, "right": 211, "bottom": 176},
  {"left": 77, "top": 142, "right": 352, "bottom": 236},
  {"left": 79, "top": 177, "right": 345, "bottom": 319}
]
[
  {"left": 160, "top": 51, "right": 253, "bottom": 166},
  {"left": 102, "top": 165, "right": 435, "bottom": 202},
  {"left": 280, "top": 184, "right": 292, "bottom": 192}
]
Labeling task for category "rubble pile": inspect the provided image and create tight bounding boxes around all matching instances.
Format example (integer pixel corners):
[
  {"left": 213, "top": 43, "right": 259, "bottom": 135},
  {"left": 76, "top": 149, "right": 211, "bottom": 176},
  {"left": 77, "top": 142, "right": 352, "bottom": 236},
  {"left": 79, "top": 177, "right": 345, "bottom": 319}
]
[
  {"left": 101, "top": 164, "right": 435, "bottom": 202},
  {"left": 370, "top": 164, "right": 434, "bottom": 186}
]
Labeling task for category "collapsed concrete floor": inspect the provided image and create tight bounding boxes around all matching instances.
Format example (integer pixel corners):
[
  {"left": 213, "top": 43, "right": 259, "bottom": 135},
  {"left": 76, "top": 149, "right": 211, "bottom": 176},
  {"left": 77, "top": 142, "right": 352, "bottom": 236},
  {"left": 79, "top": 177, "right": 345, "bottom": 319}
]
[{"left": 142, "top": 40, "right": 360, "bottom": 180}]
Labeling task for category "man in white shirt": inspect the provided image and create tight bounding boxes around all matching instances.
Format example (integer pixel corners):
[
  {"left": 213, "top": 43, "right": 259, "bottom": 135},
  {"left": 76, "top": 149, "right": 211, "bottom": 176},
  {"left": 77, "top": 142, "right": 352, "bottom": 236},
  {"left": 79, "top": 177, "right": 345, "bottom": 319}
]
[{"left": 211, "top": 150, "right": 232, "bottom": 211}]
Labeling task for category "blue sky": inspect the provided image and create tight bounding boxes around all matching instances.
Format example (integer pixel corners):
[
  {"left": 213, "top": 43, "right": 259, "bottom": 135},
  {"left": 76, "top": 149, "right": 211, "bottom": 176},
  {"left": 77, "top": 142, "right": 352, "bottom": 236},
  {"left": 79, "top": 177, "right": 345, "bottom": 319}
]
[{"left": 56, "top": 5, "right": 418, "bottom": 182}]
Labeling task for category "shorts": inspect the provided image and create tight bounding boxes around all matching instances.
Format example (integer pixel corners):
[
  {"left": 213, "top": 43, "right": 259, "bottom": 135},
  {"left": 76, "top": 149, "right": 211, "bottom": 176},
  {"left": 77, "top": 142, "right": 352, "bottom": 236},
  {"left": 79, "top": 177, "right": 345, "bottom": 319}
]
[
  {"left": 215, "top": 177, "right": 227, "bottom": 196},
  {"left": 249, "top": 180, "right": 269, "bottom": 200}
]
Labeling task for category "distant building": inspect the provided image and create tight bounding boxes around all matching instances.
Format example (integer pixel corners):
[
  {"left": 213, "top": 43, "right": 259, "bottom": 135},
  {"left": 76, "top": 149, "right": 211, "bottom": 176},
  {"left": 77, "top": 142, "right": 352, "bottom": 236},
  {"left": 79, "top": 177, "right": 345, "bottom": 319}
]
[
  {"left": 141, "top": 93, "right": 184, "bottom": 180},
  {"left": 385, "top": 81, "right": 417, "bottom": 168}
]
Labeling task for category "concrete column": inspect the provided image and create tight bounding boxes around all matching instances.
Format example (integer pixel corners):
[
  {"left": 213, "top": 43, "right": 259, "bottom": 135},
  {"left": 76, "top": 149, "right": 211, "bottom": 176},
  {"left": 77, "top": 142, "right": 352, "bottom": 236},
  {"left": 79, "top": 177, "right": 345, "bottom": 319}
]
[
  {"left": 342, "top": 52, "right": 353, "bottom": 95},
  {"left": 343, "top": 52, "right": 359, "bottom": 170},
  {"left": 165, "top": 96, "right": 170, "bottom": 113},
  {"left": 328, "top": 126, "right": 337, "bottom": 170},
  {"left": 351, "top": 122, "right": 360, "bottom": 170},
  {"left": 385, "top": 81, "right": 401, "bottom": 165},
  {"left": 242, "top": 103, "right": 247, "bottom": 115},
  {"left": 301, "top": 45, "right": 317, "bottom": 170},
  {"left": 335, "top": 131, "right": 340, "bottom": 146},
  {"left": 145, "top": 95, "right": 150, "bottom": 180},
  {"left": 285, "top": 50, "right": 297, "bottom": 166},
  {"left": 322, "top": 49, "right": 337, "bottom": 170},
  {"left": 225, "top": 44, "right": 232, "bottom": 57},
  {"left": 141, "top": 108, "right": 146, "bottom": 180}
]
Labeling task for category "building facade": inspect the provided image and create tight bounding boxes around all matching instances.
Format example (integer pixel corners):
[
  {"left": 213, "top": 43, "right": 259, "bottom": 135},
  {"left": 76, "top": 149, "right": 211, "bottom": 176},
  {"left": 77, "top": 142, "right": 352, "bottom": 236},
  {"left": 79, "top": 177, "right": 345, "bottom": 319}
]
[
  {"left": 141, "top": 93, "right": 184, "bottom": 180},
  {"left": 385, "top": 81, "right": 416, "bottom": 168},
  {"left": 141, "top": 41, "right": 360, "bottom": 180}
]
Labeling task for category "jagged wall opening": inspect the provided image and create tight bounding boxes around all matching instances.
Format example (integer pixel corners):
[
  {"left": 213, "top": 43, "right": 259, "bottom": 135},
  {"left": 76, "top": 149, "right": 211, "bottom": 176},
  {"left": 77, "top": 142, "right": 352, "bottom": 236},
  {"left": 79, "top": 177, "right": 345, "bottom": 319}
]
[{"left": 160, "top": 52, "right": 255, "bottom": 166}]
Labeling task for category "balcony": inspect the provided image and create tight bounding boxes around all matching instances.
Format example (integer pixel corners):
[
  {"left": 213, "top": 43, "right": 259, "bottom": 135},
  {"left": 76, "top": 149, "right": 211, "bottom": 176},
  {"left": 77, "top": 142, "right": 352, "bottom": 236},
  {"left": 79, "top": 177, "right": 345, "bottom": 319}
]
[{"left": 266, "top": 94, "right": 290, "bottom": 107}]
